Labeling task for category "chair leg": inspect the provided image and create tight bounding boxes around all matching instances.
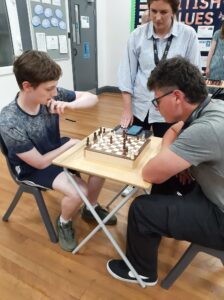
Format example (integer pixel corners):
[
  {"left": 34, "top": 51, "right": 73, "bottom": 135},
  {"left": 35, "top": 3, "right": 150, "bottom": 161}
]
[
  {"left": 32, "top": 188, "right": 58, "bottom": 243},
  {"left": 2, "top": 186, "right": 24, "bottom": 221},
  {"left": 161, "top": 244, "right": 199, "bottom": 289}
]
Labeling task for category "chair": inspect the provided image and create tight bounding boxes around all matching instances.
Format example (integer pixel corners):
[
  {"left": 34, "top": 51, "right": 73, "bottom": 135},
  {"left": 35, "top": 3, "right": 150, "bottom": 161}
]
[
  {"left": 161, "top": 243, "right": 224, "bottom": 289},
  {"left": 0, "top": 134, "right": 58, "bottom": 243}
]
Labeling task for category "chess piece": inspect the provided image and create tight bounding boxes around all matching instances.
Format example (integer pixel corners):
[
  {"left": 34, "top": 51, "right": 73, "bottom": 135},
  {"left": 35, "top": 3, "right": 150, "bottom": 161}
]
[
  {"left": 110, "top": 135, "right": 113, "bottom": 144},
  {"left": 93, "top": 132, "right": 97, "bottom": 143},
  {"left": 86, "top": 137, "right": 90, "bottom": 146},
  {"left": 103, "top": 128, "right": 106, "bottom": 134}
]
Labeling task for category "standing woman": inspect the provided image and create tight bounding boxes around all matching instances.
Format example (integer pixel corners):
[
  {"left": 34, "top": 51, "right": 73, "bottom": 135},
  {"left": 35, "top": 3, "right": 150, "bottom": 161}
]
[
  {"left": 206, "top": 20, "right": 224, "bottom": 82},
  {"left": 119, "top": 0, "right": 201, "bottom": 137}
]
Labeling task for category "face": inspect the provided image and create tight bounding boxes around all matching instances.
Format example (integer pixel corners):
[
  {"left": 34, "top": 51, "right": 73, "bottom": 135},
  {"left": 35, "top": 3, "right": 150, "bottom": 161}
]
[
  {"left": 153, "top": 89, "right": 181, "bottom": 123},
  {"left": 149, "top": 0, "right": 174, "bottom": 34},
  {"left": 24, "top": 80, "right": 58, "bottom": 105}
]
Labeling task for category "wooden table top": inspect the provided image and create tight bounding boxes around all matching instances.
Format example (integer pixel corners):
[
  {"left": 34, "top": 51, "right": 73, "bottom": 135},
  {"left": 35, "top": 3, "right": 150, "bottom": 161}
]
[{"left": 53, "top": 132, "right": 162, "bottom": 189}]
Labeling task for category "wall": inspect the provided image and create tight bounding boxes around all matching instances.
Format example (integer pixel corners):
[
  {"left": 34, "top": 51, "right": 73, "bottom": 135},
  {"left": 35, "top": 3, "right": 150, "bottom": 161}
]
[
  {"left": 0, "top": 0, "right": 131, "bottom": 110},
  {"left": 0, "top": 0, "right": 73, "bottom": 111},
  {"left": 96, "top": 0, "right": 131, "bottom": 88}
]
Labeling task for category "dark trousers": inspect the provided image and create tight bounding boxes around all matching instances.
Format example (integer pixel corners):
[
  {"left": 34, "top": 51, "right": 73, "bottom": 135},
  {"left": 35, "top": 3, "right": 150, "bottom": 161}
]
[
  {"left": 126, "top": 177, "right": 224, "bottom": 277},
  {"left": 133, "top": 114, "right": 172, "bottom": 137}
]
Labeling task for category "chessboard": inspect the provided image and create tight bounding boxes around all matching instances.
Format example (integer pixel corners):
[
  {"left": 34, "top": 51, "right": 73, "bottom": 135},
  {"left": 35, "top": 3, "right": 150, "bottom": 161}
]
[
  {"left": 84, "top": 127, "right": 151, "bottom": 168},
  {"left": 205, "top": 79, "right": 224, "bottom": 87}
]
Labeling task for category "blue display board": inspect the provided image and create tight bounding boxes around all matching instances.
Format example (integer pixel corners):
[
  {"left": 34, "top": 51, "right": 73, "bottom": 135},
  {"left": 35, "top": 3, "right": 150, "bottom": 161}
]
[{"left": 131, "top": 0, "right": 224, "bottom": 69}]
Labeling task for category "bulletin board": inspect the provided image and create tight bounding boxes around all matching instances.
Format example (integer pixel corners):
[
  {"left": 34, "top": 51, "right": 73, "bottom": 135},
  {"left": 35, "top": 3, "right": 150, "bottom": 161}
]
[
  {"left": 27, "top": 0, "right": 69, "bottom": 60},
  {"left": 130, "top": 0, "right": 148, "bottom": 31},
  {"left": 131, "top": 0, "right": 224, "bottom": 70}
]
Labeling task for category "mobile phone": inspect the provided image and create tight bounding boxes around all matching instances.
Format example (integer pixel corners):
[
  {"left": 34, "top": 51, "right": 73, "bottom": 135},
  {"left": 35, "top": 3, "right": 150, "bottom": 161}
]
[{"left": 127, "top": 125, "right": 143, "bottom": 136}]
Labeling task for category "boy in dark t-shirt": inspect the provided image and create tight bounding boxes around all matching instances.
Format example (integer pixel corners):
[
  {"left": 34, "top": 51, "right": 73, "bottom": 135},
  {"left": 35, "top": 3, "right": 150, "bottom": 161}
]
[{"left": 0, "top": 50, "right": 116, "bottom": 252}]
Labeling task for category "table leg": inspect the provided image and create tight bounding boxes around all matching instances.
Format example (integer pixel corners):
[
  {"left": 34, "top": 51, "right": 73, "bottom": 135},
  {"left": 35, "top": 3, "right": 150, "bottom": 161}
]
[
  {"left": 105, "top": 184, "right": 128, "bottom": 208},
  {"left": 64, "top": 168, "right": 146, "bottom": 288}
]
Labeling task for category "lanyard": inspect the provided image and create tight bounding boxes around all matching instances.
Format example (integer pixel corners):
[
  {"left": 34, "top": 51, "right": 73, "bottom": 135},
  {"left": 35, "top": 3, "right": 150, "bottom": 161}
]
[{"left": 153, "top": 35, "right": 173, "bottom": 66}]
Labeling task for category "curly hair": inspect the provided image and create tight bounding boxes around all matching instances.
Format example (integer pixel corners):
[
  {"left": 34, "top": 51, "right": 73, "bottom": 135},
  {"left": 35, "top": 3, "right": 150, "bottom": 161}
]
[{"left": 147, "top": 56, "right": 208, "bottom": 103}]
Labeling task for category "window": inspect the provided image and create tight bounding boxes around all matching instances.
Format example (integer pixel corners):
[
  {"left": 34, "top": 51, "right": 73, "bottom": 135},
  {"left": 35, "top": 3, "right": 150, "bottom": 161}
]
[
  {"left": 0, "top": 0, "right": 22, "bottom": 73},
  {"left": 0, "top": 1, "right": 14, "bottom": 67}
]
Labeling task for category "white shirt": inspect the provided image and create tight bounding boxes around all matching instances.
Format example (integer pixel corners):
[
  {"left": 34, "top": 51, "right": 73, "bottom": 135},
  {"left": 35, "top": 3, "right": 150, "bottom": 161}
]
[{"left": 118, "top": 20, "right": 202, "bottom": 123}]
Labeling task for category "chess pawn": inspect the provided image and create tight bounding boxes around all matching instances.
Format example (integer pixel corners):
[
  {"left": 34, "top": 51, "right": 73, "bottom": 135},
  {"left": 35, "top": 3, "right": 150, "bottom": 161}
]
[
  {"left": 93, "top": 132, "right": 97, "bottom": 143},
  {"left": 130, "top": 151, "right": 135, "bottom": 160},
  {"left": 110, "top": 135, "right": 113, "bottom": 144},
  {"left": 86, "top": 137, "right": 90, "bottom": 146},
  {"left": 103, "top": 128, "right": 106, "bottom": 134}
]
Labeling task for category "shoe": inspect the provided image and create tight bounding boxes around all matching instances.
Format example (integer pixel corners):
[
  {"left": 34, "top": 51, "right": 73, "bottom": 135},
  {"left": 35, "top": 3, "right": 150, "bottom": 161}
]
[
  {"left": 121, "top": 185, "right": 135, "bottom": 197},
  {"left": 81, "top": 204, "right": 117, "bottom": 225},
  {"left": 56, "top": 216, "right": 77, "bottom": 252},
  {"left": 107, "top": 259, "right": 158, "bottom": 286}
]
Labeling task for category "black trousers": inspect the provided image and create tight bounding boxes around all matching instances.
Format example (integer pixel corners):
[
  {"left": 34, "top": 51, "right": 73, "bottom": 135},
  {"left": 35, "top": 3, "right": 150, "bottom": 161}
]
[
  {"left": 133, "top": 114, "right": 172, "bottom": 137},
  {"left": 126, "top": 177, "right": 224, "bottom": 277}
]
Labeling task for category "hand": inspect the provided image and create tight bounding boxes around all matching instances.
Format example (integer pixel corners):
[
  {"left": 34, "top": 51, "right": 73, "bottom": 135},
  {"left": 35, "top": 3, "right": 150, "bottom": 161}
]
[
  {"left": 47, "top": 99, "right": 70, "bottom": 115},
  {"left": 120, "top": 108, "right": 133, "bottom": 128},
  {"left": 162, "top": 121, "right": 184, "bottom": 148},
  {"left": 205, "top": 67, "right": 210, "bottom": 78},
  {"left": 177, "top": 169, "right": 194, "bottom": 185}
]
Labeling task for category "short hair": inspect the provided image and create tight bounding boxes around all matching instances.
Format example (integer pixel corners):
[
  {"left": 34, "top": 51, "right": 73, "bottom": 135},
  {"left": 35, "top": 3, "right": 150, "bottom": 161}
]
[
  {"left": 147, "top": 0, "right": 180, "bottom": 14},
  {"left": 13, "top": 50, "right": 62, "bottom": 89},
  {"left": 147, "top": 56, "right": 208, "bottom": 103}
]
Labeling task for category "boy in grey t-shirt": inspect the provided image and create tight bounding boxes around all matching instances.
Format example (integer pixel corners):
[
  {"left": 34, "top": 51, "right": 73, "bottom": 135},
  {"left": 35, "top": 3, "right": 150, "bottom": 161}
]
[
  {"left": 107, "top": 57, "right": 224, "bottom": 286},
  {"left": 0, "top": 50, "right": 117, "bottom": 252}
]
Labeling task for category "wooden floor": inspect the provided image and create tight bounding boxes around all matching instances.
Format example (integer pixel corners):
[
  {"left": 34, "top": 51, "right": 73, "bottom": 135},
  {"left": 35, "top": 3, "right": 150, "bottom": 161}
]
[{"left": 0, "top": 93, "right": 223, "bottom": 299}]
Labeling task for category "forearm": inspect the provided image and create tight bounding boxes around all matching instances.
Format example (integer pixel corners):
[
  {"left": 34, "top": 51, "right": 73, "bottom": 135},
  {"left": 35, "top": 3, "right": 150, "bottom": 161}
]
[
  {"left": 40, "top": 140, "right": 78, "bottom": 168},
  {"left": 69, "top": 92, "right": 98, "bottom": 109},
  {"left": 122, "top": 92, "right": 132, "bottom": 110}
]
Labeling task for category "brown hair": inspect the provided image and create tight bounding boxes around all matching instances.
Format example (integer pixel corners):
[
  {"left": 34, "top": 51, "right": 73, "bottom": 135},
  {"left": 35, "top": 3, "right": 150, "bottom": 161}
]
[
  {"left": 147, "top": 0, "right": 180, "bottom": 14},
  {"left": 147, "top": 56, "right": 208, "bottom": 104},
  {"left": 220, "top": 22, "right": 224, "bottom": 39},
  {"left": 13, "top": 50, "right": 62, "bottom": 89}
]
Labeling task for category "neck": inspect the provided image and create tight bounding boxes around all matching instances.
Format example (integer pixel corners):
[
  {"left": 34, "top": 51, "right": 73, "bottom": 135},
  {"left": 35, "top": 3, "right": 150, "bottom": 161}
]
[
  {"left": 17, "top": 92, "right": 40, "bottom": 115},
  {"left": 182, "top": 103, "right": 200, "bottom": 123}
]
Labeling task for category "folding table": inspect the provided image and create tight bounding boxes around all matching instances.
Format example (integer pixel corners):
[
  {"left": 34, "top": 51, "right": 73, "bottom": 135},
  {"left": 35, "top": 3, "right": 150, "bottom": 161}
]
[{"left": 53, "top": 131, "right": 161, "bottom": 288}]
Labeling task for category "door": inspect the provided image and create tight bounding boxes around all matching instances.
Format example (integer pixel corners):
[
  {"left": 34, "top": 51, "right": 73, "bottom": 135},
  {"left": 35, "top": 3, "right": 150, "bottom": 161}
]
[{"left": 69, "top": 0, "right": 97, "bottom": 91}]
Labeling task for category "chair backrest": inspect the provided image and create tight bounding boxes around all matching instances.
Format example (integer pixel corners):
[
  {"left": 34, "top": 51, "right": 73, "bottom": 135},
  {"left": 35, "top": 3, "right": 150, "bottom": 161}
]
[{"left": 0, "top": 133, "right": 21, "bottom": 185}]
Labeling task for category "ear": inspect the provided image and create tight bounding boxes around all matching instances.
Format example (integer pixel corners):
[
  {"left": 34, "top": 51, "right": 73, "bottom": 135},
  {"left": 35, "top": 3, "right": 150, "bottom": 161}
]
[
  {"left": 173, "top": 90, "right": 184, "bottom": 104},
  {"left": 21, "top": 81, "right": 33, "bottom": 91}
]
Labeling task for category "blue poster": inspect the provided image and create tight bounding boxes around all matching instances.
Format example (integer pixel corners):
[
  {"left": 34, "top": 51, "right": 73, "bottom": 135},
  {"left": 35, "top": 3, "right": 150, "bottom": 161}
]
[
  {"left": 178, "top": 1, "right": 224, "bottom": 34},
  {"left": 83, "top": 42, "right": 90, "bottom": 59}
]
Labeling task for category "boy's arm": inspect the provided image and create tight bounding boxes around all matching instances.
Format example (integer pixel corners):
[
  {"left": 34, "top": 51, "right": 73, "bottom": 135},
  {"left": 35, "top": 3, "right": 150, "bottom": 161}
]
[
  {"left": 48, "top": 91, "right": 98, "bottom": 114},
  {"left": 17, "top": 138, "right": 79, "bottom": 169}
]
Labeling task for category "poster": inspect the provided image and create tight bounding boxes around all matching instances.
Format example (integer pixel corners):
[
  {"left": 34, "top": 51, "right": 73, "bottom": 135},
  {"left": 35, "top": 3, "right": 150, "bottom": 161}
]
[{"left": 131, "top": 0, "right": 224, "bottom": 68}]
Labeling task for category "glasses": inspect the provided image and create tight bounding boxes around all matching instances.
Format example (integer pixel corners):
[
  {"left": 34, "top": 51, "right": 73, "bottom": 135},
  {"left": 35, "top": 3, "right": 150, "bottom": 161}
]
[{"left": 152, "top": 90, "right": 174, "bottom": 108}]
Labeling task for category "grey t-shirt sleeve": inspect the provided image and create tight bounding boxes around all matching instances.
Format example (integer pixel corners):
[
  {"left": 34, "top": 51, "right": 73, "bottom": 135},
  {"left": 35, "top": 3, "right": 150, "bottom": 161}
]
[
  {"left": 1, "top": 126, "right": 34, "bottom": 154},
  {"left": 54, "top": 87, "right": 76, "bottom": 102},
  {"left": 170, "top": 121, "right": 221, "bottom": 166}
]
